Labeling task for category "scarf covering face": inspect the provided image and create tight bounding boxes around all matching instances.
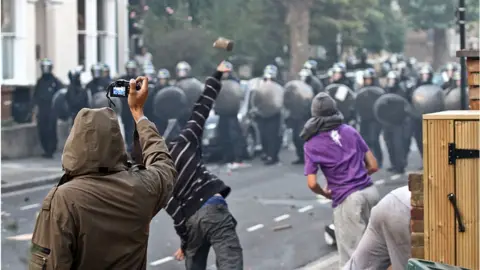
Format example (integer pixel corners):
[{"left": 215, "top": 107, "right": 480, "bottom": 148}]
[{"left": 300, "top": 92, "right": 344, "bottom": 141}]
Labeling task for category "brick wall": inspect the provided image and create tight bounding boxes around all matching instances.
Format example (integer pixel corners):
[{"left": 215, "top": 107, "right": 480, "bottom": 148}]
[{"left": 409, "top": 173, "right": 425, "bottom": 259}]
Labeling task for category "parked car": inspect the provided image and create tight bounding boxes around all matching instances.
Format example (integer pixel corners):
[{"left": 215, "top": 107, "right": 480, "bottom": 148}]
[{"left": 202, "top": 80, "right": 262, "bottom": 160}]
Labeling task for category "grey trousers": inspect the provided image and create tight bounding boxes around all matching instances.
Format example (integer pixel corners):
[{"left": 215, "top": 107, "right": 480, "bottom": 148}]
[
  {"left": 333, "top": 185, "right": 380, "bottom": 268},
  {"left": 184, "top": 204, "right": 243, "bottom": 270},
  {"left": 343, "top": 187, "right": 411, "bottom": 270}
]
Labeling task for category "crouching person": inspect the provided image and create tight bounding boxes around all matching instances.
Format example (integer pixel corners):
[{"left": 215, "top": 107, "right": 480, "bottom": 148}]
[
  {"left": 302, "top": 92, "right": 380, "bottom": 269},
  {"left": 29, "top": 77, "right": 177, "bottom": 269},
  {"left": 343, "top": 186, "right": 412, "bottom": 270},
  {"left": 167, "top": 61, "right": 243, "bottom": 270}
]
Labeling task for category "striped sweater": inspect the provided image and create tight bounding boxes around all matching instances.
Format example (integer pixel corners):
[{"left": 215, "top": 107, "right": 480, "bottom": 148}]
[{"left": 165, "top": 71, "right": 231, "bottom": 246}]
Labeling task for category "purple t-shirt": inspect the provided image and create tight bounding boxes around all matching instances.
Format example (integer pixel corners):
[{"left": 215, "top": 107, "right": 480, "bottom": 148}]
[{"left": 304, "top": 124, "right": 373, "bottom": 208}]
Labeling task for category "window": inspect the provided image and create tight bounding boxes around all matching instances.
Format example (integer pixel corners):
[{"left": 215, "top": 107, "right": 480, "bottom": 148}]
[
  {"left": 97, "top": 0, "right": 106, "bottom": 63},
  {"left": 2, "top": 0, "right": 15, "bottom": 80},
  {"left": 77, "top": 0, "right": 86, "bottom": 67}
]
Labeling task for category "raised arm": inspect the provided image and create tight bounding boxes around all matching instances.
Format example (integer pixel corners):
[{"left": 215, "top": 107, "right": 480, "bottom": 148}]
[{"left": 178, "top": 61, "right": 232, "bottom": 145}]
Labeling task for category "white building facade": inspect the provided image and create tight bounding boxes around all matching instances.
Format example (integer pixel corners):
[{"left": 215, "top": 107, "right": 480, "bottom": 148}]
[{"left": 1, "top": 0, "right": 130, "bottom": 86}]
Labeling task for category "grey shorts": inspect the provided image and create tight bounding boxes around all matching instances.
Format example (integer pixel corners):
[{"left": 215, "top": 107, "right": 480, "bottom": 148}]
[
  {"left": 333, "top": 185, "right": 380, "bottom": 268},
  {"left": 184, "top": 204, "right": 243, "bottom": 270}
]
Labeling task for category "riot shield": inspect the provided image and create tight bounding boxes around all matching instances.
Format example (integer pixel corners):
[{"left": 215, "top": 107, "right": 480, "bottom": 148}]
[
  {"left": 325, "top": 83, "right": 356, "bottom": 120},
  {"left": 444, "top": 87, "right": 469, "bottom": 110},
  {"left": 52, "top": 88, "right": 70, "bottom": 121},
  {"left": 91, "top": 91, "right": 123, "bottom": 115},
  {"left": 283, "top": 80, "right": 314, "bottom": 119},
  {"left": 355, "top": 86, "right": 385, "bottom": 121},
  {"left": 153, "top": 86, "right": 188, "bottom": 120},
  {"left": 411, "top": 84, "right": 445, "bottom": 119},
  {"left": 176, "top": 78, "right": 203, "bottom": 109},
  {"left": 373, "top": 93, "right": 412, "bottom": 127},
  {"left": 216, "top": 79, "right": 244, "bottom": 115},
  {"left": 250, "top": 80, "right": 284, "bottom": 118}
]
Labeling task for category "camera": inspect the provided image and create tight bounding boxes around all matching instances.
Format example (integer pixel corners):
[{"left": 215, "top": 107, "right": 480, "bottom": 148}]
[{"left": 107, "top": 79, "right": 141, "bottom": 98}]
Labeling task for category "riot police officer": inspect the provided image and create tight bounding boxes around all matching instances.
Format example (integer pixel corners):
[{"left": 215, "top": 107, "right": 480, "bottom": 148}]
[
  {"left": 65, "top": 68, "right": 89, "bottom": 121},
  {"left": 363, "top": 68, "right": 380, "bottom": 87},
  {"left": 157, "top": 69, "right": 171, "bottom": 89},
  {"left": 330, "top": 63, "right": 354, "bottom": 89},
  {"left": 416, "top": 65, "right": 434, "bottom": 88},
  {"left": 355, "top": 48, "right": 373, "bottom": 69},
  {"left": 441, "top": 63, "right": 458, "bottom": 90},
  {"left": 86, "top": 64, "right": 109, "bottom": 102},
  {"left": 101, "top": 63, "right": 112, "bottom": 82},
  {"left": 218, "top": 61, "right": 246, "bottom": 165},
  {"left": 263, "top": 64, "right": 283, "bottom": 85},
  {"left": 383, "top": 71, "right": 411, "bottom": 173},
  {"left": 299, "top": 68, "right": 323, "bottom": 94},
  {"left": 303, "top": 60, "right": 319, "bottom": 76},
  {"left": 175, "top": 61, "right": 192, "bottom": 82},
  {"left": 33, "top": 59, "right": 64, "bottom": 158},
  {"left": 119, "top": 60, "right": 139, "bottom": 153}
]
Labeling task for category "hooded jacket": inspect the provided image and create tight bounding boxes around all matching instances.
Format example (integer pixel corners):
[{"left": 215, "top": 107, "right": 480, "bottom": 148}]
[{"left": 29, "top": 107, "right": 177, "bottom": 270}]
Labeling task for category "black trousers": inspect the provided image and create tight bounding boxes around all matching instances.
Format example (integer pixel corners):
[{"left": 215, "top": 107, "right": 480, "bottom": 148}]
[
  {"left": 383, "top": 119, "right": 411, "bottom": 171},
  {"left": 37, "top": 109, "right": 57, "bottom": 156},
  {"left": 217, "top": 115, "right": 245, "bottom": 163},
  {"left": 411, "top": 119, "right": 423, "bottom": 157},
  {"left": 121, "top": 100, "right": 134, "bottom": 153},
  {"left": 185, "top": 204, "right": 243, "bottom": 270},
  {"left": 289, "top": 117, "right": 308, "bottom": 161},
  {"left": 257, "top": 113, "right": 282, "bottom": 161},
  {"left": 359, "top": 119, "right": 383, "bottom": 168}
]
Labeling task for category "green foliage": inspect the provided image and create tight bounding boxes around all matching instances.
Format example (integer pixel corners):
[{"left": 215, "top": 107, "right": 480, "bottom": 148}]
[{"left": 397, "top": 0, "right": 479, "bottom": 30}]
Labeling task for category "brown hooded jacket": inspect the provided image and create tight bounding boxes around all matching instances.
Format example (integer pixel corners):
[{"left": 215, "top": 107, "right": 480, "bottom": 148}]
[{"left": 29, "top": 108, "right": 177, "bottom": 270}]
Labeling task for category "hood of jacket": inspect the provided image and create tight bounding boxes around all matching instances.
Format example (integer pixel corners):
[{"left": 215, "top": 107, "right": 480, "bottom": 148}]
[{"left": 62, "top": 107, "right": 128, "bottom": 176}]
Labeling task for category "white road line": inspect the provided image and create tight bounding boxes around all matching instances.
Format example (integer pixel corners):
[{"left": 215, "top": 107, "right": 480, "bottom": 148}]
[
  {"left": 390, "top": 174, "right": 402, "bottom": 180},
  {"left": 20, "top": 203, "right": 41, "bottom": 211},
  {"left": 273, "top": 214, "right": 290, "bottom": 222},
  {"left": 246, "top": 224, "right": 264, "bottom": 232},
  {"left": 2, "top": 184, "right": 54, "bottom": 198},
  {"left": 298, "top": 205, "right": 314, "bottom": 213},
  {"left": 150, "top": 256, "right": 174, "bottom": 266},
  {"left": 375, "top": 179, "right": 385, "bottom": 185},
  {"left": 1, "top": 211, "right": 11, "bottom": 217},
  {"left": 6, "top": 233, "right": 33, "bottom": 241},
  {"left": 301, "top": 252, "right": 339, "bottom": 270}
]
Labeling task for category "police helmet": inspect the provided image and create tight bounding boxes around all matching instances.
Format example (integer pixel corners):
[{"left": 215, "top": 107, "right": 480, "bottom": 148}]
[
  {"left": 176, "top": 61, "right": 191, "bottom": 78},
  {"left": 263, "top": 64, "right": 278, "bottom": 79},
  {"left": 303, "top": 60, "right": 318, "bottom": 72},
  {"left": 299, "top": 68, "right": 312, "bottom": 81},
  {"left": 453, "top": 70, "right": 461, "bottom": 81},
  {"left": 157, "top": 69, "right": 171, "bottom": 79},
  {"left": 91, "top": 63, "right": 103, "bottom": 78},
  {"left": 332, "top": 62, "right": 346, "bottom": 73},
  {"left": 363, "top": 68, "right": 376, "bottom": 79},
  {"left": 40, "top": 58, "right": 53, "bottom": 74}
]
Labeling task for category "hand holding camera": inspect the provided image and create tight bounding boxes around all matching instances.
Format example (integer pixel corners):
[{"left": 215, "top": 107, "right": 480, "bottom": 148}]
[{"left": 128, "top": 77, "right": 149, "bottom": 122}]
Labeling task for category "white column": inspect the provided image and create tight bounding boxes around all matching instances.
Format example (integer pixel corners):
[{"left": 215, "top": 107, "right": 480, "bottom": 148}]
[
  {"left": 25, "top": 0, "right": 38, "bottom": 85},
  {"left": 104, "top": 0, "right": 118, "bottom": 75},
  {"left": 14, "top": 0, "right": 28, "bottom": 84},
  {"left": 85, "top": 0, "right": 98, "bottom": 71}
]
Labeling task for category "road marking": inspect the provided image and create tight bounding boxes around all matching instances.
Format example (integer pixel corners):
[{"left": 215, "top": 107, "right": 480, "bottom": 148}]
[
  {"left": 274, "top": 214, "right": 290, "bottom": 222},
  {"left": 375, "top": 179, "right": 385, "bottom": 185},
  {"left": 390, "top": 174, "right": 402, "bottom": 180},
  {"left": 246, "top": 224, "right": 264, "bottom": 232},
  {"left": 1, "top": 211, "right": 11, "bottom": 217},
  {"left": 150, "top": 256, "right": 174, "bottom": 266},
  {"left": 20, "top": 203, "right": 41, "bottom": 211},
  {"left": 2, "top": 184, "right": 54, "bottom": 198},
  {"left": 6, "top": 233, "right": 33, "bottom": 241},
  {"left": 298, "top": 205, "right": 314, "bottom": 213},
  {"left": 300, "top": 252, "right": 339, "bottom": 270}
]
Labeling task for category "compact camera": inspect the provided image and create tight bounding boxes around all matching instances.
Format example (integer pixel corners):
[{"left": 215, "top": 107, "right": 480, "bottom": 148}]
[{"left": 107, "top": 79, "right": 141, "bottom": 98}]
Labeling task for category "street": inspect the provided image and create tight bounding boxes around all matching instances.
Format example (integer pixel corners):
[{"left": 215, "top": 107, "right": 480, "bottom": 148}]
[{"left": 1, "top": 145, "right": 422, "bottom": 270}]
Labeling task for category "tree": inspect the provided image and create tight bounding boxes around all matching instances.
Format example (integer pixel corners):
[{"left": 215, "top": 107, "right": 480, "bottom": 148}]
[
  {"left": 286, "top": 0, "right": 313, "bottom": 79},
  {"left": 397, "top": 0, "right": 479, "bottom": 68}
]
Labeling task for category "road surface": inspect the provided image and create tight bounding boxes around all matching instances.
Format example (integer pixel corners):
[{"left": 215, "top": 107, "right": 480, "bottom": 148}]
[{"left": 1, "top": 146, "right": 422, "bottom": 270}]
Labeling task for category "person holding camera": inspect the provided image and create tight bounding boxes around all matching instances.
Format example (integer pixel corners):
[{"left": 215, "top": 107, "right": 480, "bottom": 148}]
[
  {"left": 166, "top": 61, "right": 243, "bottom": 269},
  {"left": 29, "top": 77, "right": 177, "bottom": 269}
]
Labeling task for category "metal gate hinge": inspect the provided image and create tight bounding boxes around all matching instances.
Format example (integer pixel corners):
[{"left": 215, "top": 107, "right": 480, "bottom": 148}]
[{"left": 448, "top": 143, "right": 480, "bottom": 165}]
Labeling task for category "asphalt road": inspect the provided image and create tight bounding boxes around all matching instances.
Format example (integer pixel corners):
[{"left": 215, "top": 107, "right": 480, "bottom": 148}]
[{"left": 1, "top": 145, "right": 422, "bottom": 270}]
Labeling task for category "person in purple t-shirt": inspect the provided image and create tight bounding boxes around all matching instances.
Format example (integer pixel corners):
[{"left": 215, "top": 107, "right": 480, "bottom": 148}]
[{"left": 301, "top": 92, "right": 381, "bottom": 268}]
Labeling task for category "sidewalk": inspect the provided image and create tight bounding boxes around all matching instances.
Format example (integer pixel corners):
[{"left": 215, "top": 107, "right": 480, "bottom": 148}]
[
  {"left": 1, "top": 154, "right": 63, "bottom": 193},
  {"left": 297, "top": 252, "right": 339, "bottom": 270}
]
